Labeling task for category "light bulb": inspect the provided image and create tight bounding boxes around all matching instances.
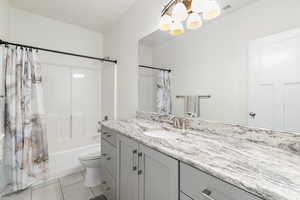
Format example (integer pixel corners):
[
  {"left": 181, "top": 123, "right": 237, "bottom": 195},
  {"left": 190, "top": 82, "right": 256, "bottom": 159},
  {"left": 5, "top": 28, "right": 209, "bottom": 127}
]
[
  {"left": 191, "top": 0, "right": 209, "bottom": 13},
  {"left": 170, "top": 21, "right": 184, "bottom": 36},
  {"left": 172, "top": 2, "right": 188, "bottom": 22},
  {"left": 187, "top": 13, "right": 203, "bottom": 30},
  {"left": 203, "top": 0, "right": 221, "bottom": 20},
  {"left": 159, "top": 15, "right": 172, "bottom": 31}
]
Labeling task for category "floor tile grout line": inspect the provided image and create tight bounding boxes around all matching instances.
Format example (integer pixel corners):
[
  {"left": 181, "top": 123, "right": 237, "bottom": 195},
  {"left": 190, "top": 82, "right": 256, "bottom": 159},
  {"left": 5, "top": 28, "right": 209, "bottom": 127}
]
[
  {"left": 58, "top": 179, "right": 65, "bottom": 200},
  {"left": 31, "top": 179, "right": 59, "bottom": 191},
  {"left": 60, "top": 179, "right": 84, "bottom": 188},
  {"left": 89, "top": 187, "right": 96, "bottom": 198}
]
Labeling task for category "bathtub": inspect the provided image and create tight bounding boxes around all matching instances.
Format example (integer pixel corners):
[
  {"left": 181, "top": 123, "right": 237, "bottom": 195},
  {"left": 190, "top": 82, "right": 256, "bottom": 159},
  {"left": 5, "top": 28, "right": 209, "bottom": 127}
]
[
  {"left": 0, "top": 137, "right": 100, "bottom": 184},
  {"left": 49, "top": 143, "right": 101, "bottom": 179}
]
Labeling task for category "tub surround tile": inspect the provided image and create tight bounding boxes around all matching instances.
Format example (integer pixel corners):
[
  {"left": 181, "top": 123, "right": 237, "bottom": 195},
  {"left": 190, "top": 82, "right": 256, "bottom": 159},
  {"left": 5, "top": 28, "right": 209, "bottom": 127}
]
[{"left": 102, "top": 112, "right": 300, "bottom": 200}]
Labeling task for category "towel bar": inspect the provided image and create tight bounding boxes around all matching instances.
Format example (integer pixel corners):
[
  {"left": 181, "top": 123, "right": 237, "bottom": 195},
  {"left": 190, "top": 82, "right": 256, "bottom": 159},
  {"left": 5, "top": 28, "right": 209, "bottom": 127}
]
[{"left": 176, "top": 95, "right": 211, "bottom": 99}]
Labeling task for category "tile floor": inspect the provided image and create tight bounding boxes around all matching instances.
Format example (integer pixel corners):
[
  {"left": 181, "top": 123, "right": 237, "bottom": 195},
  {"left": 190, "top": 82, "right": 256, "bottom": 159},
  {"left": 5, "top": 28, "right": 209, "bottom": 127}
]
[{"left": 2, "top": 171, "right": 103, "bottom": 200}]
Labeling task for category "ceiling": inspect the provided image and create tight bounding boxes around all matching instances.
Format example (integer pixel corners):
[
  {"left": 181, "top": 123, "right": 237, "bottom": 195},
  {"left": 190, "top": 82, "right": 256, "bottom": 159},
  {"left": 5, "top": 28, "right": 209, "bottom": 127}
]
[
  {"left": 140, "top": 0, "right": 257, "bottom": 47},
  {"left": 10, "top": 0, "right": 138, "bottom": 33}
]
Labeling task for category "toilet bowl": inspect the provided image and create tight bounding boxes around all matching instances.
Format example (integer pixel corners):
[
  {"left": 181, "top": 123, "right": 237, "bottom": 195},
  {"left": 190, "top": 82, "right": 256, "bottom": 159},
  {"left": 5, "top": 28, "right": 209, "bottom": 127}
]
[{"left": 79, "top": 150, "right": 103, "bottom": 187}]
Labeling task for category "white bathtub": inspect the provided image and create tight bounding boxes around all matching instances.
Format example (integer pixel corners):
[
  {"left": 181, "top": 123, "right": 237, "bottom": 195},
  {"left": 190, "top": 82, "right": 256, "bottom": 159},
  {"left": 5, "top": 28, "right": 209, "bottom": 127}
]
[
  {"left": 0, "top": 137, "right": 99, "bottom": 184},
  {"left": 49, "top": 143, "right": 101, "bottom": 179}
]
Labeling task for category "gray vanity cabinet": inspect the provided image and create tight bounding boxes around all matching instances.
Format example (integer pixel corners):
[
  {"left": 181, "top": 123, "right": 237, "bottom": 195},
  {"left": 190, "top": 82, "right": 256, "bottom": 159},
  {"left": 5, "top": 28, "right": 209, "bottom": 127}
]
[
  {"left": 117, "top": 134, "right": 178, "bottom": 200},
  {"left": 118, "top": 134, "right": 139, "bottom": 200},
  {"left": 138, "top": 144, "right": 178, "bottom": 200},
  {"left": 101, "top": 126, "right": 118, "bottom": 200},
  {"left": 180, "top": 192, "right": 193, "bottom": 200}
]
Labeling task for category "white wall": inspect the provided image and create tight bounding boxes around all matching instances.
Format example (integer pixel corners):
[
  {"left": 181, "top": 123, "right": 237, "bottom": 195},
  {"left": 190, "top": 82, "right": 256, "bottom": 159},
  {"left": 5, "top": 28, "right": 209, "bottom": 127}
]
[
  {"left": 105, "top": 0, "right": 300, "bottom": 122},
  {"left": 9, "top": 8, "right": 103, "bottom": 57},
  {"left": 0, "top": 0, "right": 9, "bottom": 39},
  {"left": 104, "top": 0, "right": 163, "bottom": 119}
]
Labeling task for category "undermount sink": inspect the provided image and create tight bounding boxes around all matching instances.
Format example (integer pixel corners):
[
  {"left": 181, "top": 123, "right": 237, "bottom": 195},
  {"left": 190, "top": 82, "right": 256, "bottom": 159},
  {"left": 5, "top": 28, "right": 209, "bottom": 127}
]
[{"left": 143, "top": 130, "right": 182, "bottom": 139}]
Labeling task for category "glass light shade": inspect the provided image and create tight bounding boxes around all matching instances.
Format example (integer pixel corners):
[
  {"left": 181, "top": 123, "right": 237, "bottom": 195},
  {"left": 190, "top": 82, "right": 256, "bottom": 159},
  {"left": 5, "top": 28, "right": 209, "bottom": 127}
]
[
  {"left": 159, "top": 15, "right": 172, "bottom": 31},
  {"left": 191, "top": 0, "right": 209, "bottom": 13},
  {"left": 172, "top": 2, "right": 188, "bottom": 22},
  {"left": 203, "top": 0, "right": 221, "bottom": 20},
  {"left": 170, "top": 21, "right": 184, "bottom": 36},
  {"left": 187, "top": 13, "right": 203, "bottom": 30}
]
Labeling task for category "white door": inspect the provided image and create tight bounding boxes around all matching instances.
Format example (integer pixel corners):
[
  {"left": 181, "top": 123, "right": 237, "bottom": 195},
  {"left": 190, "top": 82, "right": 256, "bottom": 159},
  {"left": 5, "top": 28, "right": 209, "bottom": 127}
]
[
  {"left": 138, "top": 144, "right": 178, "bottom": 200},
  {"left": 118, "top": 135, "right": 139, "bottom": 200},
  {"left": 249, "top": 28, "right": 300, "bottom": 133}
]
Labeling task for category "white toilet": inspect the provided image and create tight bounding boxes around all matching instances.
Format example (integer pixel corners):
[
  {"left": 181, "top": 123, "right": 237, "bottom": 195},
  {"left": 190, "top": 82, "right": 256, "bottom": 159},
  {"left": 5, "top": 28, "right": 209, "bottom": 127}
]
[{"left": 79, "top": 150, "right": 103, "bottom": 187}]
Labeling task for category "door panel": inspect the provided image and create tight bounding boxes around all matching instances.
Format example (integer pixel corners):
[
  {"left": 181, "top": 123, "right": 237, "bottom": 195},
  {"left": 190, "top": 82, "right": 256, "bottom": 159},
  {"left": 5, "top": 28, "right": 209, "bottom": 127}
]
[
  {"left": 139, "top": 144, "right": 178, "bottom": 200},
  {"left": 249, "top": 29, "right": 300, "bottom": 133},
  {"left": 118, "top": 135, "right": 139, "bottom": 200}
]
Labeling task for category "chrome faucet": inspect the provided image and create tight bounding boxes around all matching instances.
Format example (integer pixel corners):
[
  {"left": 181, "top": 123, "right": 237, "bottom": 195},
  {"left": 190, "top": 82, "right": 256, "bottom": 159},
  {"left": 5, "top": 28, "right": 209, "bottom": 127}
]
[{"left": 169, "top": 116, "right": 188, "bottom": 130}]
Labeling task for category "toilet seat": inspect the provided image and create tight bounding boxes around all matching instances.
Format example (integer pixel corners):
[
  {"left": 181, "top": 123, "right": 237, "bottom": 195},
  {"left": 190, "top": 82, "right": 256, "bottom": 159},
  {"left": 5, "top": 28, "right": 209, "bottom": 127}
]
[{"left": 79, "top": 151, "right": 102, "bottom": 161}]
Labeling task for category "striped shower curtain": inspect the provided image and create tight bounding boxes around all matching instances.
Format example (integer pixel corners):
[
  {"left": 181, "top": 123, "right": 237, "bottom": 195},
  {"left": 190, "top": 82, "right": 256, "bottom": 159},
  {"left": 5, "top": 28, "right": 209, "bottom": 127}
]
[
  {"left": 156, "top": 71, "right": 172, "bottom": 114},
  {"left": 0, "top": 46, "right": 48, "bottom": 196}
]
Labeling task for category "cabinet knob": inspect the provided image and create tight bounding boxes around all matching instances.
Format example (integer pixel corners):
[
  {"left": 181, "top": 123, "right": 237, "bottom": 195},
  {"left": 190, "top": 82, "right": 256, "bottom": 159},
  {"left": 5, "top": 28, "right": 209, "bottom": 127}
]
[
  {"left": 106, "top": 134, "right": 112, "bottom": 138},
  {"left": 102, "top": 181, "right": 106, "bottom": 185},
  {"left": 102, "top": 153, "right": 107, "bottom": 157},
  {"left": 106, "top": 157, "right": 112, "bottom": 161}
]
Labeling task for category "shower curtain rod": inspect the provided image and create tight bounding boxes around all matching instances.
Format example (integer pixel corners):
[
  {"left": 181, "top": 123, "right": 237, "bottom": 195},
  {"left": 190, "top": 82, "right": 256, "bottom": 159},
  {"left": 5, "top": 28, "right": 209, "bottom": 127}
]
[
  {"left": 139, "top": 65, "right": 171, "bottom": 72},
  {"left": 0, "top": 39, "right": 118, "bottom": 64}
]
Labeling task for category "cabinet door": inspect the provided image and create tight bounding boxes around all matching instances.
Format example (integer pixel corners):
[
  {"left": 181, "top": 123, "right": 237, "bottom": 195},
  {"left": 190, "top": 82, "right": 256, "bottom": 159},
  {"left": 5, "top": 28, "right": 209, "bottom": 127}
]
[
  {"left": 118, "top": 135, "right": 139, "bottom": 200},
  {"left": 181, "top": 193, "right": 193, "bottom": 200},
  {"left": 138, "top": 144, "right": 178, "bottom": 200}
]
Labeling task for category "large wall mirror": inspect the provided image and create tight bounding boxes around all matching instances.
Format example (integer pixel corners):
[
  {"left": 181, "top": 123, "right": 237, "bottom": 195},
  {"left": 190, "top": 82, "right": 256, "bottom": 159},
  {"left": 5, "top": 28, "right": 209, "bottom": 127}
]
[{"left": 138, "top": 0, "right": 300, "bottom": 133}]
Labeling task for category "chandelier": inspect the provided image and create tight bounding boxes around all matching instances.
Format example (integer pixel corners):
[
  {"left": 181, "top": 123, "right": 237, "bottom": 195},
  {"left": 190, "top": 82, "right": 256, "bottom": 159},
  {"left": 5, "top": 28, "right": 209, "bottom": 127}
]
[{"left": 159, "top": 0, "right": 221, "bottom": 35}]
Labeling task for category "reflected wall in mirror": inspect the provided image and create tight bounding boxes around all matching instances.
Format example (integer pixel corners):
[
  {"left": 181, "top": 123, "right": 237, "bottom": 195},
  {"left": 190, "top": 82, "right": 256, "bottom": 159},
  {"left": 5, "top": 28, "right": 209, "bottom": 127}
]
[{"left": 138, "top": 0, "right": 300, "bottom": 133}]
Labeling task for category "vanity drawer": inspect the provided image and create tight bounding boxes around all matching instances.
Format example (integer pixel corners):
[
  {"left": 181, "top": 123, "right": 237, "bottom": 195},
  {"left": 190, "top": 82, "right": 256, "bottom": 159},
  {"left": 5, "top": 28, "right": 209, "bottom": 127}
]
[
  {"left": 100, "top": 168, "right": 116, "bottom": 200},
  {"left": 180, "top": 163, "right": 261, "bottom": 200},
  {"left": 101, "top": 126, "right": 117, "bottom": 147},
  {"left": 101, "top": 139, "right": 117, "bottom": 178}
]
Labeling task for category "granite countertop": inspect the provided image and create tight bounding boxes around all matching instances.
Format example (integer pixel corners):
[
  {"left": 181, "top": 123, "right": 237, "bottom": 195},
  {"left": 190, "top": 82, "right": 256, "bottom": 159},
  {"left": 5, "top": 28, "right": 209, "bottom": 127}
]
[{"left": 102, "top": 117, "right": 300, "bottom": 200}]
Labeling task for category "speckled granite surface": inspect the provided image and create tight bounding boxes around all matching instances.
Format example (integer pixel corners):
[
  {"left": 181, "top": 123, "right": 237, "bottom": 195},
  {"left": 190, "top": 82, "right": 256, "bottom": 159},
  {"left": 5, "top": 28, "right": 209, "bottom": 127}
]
[{"left": 102, "top": 112, "right": 300, "bottom": 200}]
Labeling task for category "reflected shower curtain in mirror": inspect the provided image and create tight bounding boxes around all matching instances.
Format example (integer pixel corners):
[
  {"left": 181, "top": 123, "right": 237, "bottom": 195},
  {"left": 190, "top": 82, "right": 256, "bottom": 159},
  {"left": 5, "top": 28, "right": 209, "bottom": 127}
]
[
  {"left": 0, "top": 47, "right": 48, "bottom": 196},
  {"left": 156, "top": 71, "right": 172, "bottom": 114}
]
